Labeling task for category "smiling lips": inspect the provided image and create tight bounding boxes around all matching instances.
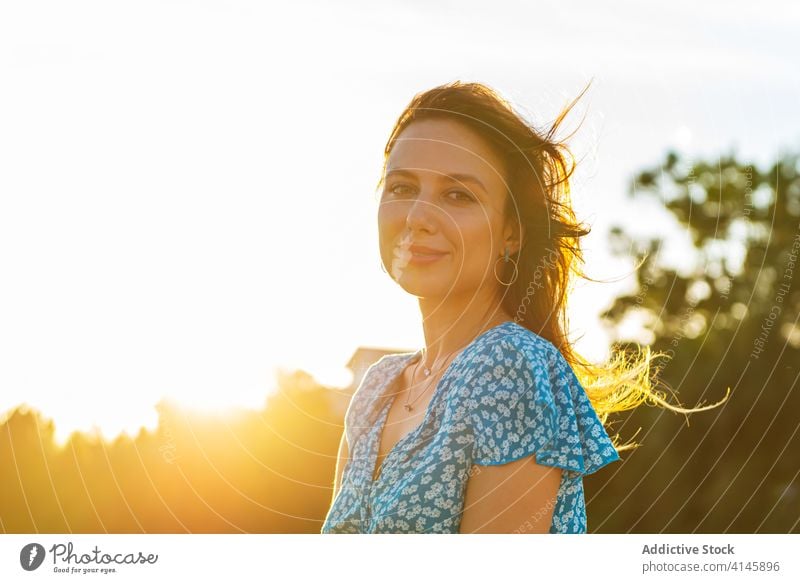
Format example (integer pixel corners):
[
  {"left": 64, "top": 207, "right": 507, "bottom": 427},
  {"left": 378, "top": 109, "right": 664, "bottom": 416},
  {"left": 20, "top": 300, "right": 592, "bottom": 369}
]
[
  {"left": 390, "top": 237, "right": 448, "bottom": 279},
  {"left": 409, "top": 245, "right": 448, "bottom": 257}
]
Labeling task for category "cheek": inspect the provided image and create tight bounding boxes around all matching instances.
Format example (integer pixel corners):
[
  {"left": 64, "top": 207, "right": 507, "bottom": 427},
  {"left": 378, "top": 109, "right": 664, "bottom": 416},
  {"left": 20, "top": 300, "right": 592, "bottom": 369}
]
[
  {"left": 377, "top": 203, "right": 405, "bottom": 253},
  {"left": 452, "top": 217, "right": 497, "bottom": 265},
  {"left": 378, "top": 199, "right": 406, "bottom": 228}
]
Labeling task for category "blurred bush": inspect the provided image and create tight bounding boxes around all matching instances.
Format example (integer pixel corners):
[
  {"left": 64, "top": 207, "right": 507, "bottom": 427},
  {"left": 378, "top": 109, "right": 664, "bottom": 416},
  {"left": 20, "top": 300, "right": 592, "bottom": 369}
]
[{"left": 594, "top": 150, "right": 799, "bottom": 533}]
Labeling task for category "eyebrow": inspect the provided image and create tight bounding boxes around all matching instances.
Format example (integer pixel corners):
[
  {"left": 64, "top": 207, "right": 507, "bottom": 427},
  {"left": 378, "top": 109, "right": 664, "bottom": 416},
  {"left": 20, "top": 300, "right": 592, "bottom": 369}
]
[{"left": 385, "top": 169, "right": 488, "bottom": 194}]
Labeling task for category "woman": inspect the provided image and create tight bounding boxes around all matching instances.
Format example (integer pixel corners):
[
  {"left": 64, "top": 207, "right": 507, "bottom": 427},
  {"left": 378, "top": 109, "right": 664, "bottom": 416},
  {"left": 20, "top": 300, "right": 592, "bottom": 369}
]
[{"left": 321, "top": 81, "right": 674, "bottom": 534}]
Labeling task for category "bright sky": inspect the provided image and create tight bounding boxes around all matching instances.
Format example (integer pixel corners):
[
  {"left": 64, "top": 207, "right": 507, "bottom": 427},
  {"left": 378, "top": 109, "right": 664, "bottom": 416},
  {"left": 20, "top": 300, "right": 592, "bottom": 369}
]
[{"left": 1, "top": 0, "right": 797, "bottom": 443}]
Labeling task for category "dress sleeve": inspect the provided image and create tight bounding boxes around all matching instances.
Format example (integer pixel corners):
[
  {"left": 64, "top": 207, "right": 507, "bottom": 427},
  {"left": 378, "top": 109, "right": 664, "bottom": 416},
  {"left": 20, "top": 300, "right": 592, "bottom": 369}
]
[
  {"left": 343, "top": 354, "right": 404, "bottom": 450},
  {"left": 469, "top": 337, "right": 620, "bottom": 481}
]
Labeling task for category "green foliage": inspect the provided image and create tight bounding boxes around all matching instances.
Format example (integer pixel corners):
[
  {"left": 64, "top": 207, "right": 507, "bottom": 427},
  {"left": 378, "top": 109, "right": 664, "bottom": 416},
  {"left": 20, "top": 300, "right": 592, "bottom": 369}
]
[{"left": 598, "top": 150, "right": 800, "bottom": 533}]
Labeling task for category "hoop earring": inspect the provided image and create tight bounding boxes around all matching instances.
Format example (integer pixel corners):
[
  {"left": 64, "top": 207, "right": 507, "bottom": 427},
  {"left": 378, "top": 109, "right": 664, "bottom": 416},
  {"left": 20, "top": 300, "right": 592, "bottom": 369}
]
[
  {"left": 379, "top": 261, "right": 388, "bottom": 274},
  {"left": 494, "top": 248, "right": 519, "bottom": 286}
]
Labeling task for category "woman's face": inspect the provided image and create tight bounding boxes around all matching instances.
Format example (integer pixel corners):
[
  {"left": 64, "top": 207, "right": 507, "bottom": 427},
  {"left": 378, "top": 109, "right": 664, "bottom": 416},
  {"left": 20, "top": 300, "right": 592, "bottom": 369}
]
[{"left": 378, "top": 118, "right": 519, "bottom": 301}]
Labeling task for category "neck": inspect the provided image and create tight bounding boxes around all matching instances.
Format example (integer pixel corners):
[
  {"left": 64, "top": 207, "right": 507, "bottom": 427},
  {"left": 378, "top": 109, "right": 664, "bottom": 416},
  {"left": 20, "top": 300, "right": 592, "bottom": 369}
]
[{"left": 417, "top": 288, "right": 513, "bottom": 367}]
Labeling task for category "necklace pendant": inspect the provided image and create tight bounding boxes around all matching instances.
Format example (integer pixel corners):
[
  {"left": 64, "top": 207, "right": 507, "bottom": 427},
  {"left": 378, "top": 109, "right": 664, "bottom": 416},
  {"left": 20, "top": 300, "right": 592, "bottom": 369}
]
[
  {"left": 404, "top": 404, "right": 413, "bottom": 412},
  {"left": 423, "top": 368, "right": 431, "bottom": 376}
]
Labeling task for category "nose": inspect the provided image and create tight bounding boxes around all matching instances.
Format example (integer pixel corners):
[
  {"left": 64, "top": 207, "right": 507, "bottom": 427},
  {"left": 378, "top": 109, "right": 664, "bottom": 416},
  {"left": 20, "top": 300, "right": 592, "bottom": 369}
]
[{"left": 405, "top": 190, "right": 439, "bottom": 233}]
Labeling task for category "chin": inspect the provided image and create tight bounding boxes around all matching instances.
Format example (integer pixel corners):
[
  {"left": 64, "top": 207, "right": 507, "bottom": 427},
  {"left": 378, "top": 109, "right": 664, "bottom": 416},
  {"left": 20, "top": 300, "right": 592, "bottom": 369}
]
[{"left": 397, "top": 277, "right": 452, "bottom": 298}]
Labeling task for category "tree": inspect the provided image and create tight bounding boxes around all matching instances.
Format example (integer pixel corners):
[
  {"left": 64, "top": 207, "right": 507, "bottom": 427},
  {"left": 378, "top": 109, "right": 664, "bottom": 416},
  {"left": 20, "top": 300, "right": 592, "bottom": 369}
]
[{"left": 597, "top": 150, "right": 800, "bottom": 532}]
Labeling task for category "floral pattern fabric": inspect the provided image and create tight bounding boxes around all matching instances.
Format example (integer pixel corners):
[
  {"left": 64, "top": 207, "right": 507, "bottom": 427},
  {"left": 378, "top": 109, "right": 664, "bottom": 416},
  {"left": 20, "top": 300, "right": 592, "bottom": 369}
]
[{"left": 320, "top": 321, "right": 620, "bottom": 534}]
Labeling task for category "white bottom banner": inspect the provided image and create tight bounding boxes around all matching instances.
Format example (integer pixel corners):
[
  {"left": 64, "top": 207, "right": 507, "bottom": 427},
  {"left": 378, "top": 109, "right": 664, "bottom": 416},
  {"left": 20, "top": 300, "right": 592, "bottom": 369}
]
[{"left": 0, "top": 534, "right": 797, "bottom": 582}]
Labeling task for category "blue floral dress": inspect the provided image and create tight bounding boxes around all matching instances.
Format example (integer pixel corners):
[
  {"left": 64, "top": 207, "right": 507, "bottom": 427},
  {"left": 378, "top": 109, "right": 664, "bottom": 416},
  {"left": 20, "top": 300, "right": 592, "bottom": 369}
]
[{"left": 320, "top": 320, "right": 620, "bottom": 534}]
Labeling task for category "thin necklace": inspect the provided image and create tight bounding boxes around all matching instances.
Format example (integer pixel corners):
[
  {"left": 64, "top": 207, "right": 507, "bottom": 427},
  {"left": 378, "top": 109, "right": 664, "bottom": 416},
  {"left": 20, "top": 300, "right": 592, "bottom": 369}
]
[
  {"left": 401, "top": 320, "right": 510, "bottom": 412},
  {"left": 401, "top": 347, "right": 462, "bottom": 412}
]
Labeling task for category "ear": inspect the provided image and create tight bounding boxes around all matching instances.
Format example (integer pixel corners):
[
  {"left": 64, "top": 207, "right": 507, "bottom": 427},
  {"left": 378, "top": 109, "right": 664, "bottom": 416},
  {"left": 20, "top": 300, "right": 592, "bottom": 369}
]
[{"left": 502, "top": 221, "right": 523, "bottom": 256}]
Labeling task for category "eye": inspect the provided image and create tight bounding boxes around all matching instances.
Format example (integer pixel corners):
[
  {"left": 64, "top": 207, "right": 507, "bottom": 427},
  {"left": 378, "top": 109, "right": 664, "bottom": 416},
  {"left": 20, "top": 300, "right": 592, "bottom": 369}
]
[
  {"left": 387, "top": 183, "right": 416, "bottom": 198},
  {"left": 446, "top": 190, "right": 476, "bottom": 203}
]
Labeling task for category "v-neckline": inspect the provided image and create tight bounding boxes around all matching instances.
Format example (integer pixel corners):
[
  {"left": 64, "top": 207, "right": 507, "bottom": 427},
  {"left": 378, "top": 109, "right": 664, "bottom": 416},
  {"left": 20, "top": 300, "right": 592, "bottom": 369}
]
[{"left": 367, "top": 320, "right": 518, "bottom": 486}]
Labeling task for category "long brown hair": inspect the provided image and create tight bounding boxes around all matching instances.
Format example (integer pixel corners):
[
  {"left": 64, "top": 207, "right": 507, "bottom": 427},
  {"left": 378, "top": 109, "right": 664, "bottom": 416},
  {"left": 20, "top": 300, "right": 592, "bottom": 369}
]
[{"left": 379, "top": 81, "right": 727, "bottom": 451}]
